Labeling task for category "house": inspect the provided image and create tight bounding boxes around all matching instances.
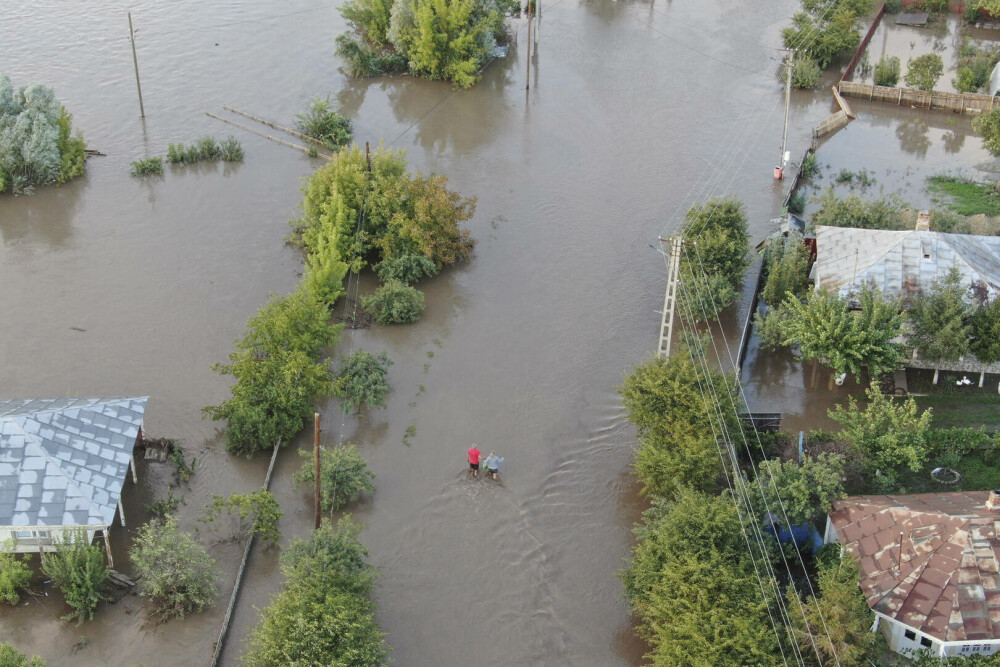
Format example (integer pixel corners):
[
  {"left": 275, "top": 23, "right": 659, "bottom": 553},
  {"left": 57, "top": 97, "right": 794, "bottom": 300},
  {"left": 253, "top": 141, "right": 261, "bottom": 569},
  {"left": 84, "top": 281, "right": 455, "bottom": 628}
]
[
  {"left": 0, "top": 397, "right": 147, "bottom": 560},
  {"left": 825, "top": 491, "right": 1000, "bottom": 659},
  {"left": 812, "top": 226, "right": 1000, "bottom": 304}
]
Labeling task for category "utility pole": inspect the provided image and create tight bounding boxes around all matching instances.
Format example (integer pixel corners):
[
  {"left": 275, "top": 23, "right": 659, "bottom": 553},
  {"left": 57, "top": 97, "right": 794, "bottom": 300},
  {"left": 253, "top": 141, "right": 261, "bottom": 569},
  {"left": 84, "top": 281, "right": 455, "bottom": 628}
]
[
  {"left": 535, "top": 0, "right": 540, "bottom": 45},
  {"left": 776, "top": 49, "right": 794, "bottom": 179},
  {"left": 314, "top": 412, "right": 321, "bottom": 530},
  {"left": 128, "top": 12, "right": 145, "bottom": 118},
  {"left": 525, "top": 2, "right": 533, "bottom": 91},
  {"left": 657, "top": 236, "right": 683, "bottom": 359}
]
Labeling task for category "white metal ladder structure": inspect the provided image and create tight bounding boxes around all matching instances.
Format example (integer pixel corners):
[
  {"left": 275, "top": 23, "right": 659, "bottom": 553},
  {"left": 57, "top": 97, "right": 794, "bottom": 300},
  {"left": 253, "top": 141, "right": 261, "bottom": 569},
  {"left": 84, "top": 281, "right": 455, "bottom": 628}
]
[{"left": 657, "top": 236, "right": 683, "bottom": 359}]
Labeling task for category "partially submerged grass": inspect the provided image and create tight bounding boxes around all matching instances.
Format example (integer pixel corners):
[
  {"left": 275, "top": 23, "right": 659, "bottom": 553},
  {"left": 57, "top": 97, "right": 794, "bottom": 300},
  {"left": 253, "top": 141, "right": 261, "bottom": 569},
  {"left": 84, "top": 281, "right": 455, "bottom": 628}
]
[
  {"left": 927, "top": 174, "right": 1000, "bottom": 216},
  {"left": 909, "top": 370, "right": 1000, "bottom": 430},
  {"left": 130, "top": 156, "right": 164, "bottom": 178}
]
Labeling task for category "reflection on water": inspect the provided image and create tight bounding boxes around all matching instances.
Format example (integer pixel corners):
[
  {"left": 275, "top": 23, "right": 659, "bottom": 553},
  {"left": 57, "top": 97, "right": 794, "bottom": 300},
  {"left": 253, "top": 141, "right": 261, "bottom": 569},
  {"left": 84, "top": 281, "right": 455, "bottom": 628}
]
[
  {"left": 0, "top": 177, "right": 84, "bottom": 249},
  {"left": 896, "top": 118, "right": 932, "bottom": 159}
]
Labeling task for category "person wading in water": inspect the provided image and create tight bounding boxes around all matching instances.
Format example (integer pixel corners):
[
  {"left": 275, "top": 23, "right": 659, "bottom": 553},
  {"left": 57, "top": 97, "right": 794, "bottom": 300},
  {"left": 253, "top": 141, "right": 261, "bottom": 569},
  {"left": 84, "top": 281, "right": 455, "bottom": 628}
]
[{"left": 467, "top": 443, "right": 481, "bottom": 478}]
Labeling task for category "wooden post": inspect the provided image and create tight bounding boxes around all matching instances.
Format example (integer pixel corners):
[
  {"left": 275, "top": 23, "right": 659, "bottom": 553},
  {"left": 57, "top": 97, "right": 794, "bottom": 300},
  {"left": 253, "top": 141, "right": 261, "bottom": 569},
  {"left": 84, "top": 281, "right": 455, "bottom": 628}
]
[
  {"left": 314, "top": 412, "right": 321, "bottom": 530},
  {"left": 118, "top": 498, "right": 125, "bottom": 527},
  {"left": 933, "top": 368, "right": 939, "bottom": 385},
  {"left": 102, "top": 529, "right": 114, "bottom": 569},
  {"left": 980, "top": 372, "right": 985, "bottom": 388},
  {"left": 129, "top": 452, "right": 138, "bottom": 484},
  {"left": 525, "top": 2, "right": 532, "bottom": 91},
  {"left": 128, "top": 12, "right": 145, "bottom": 118}
]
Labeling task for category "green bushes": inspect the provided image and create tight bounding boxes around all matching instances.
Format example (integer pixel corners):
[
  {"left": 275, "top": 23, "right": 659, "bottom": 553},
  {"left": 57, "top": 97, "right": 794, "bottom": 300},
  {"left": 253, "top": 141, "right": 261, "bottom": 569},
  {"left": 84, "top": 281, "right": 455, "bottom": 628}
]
[
  {"left": 374, "top": 253, "right": 438, "bottom": 283},
  {"left": 973, "top": 108, "right": 1000, "bottom": 156},
  {"left": 0, "top": 74, "right": 87, "bottom": 193},
  {"left": 296, "top": 97, "right": 353, "bottom": 150},
  {"left": 41, "top": 530, "right": 109, "bottom": 624},
  {"left": 760, "top": 232, "right": 811, "bottom": 307},
  {"left": 677, "top": 197, "right": 750, "bottom": 322},
  {"left": 293, "top": 444, "right": 376, "bottom": 512},
  {"left": 363, "top": 280, "right": 425, "bottom": 324},
  {"left": 782, "top": 0, "right": 872, "bottom": 70},
  {"left": 809, "top": 189, "right": 904, "bottom": 230},
  {"left": 242, "top": 518, "right": 388, "bottom": 666},
  {"left": 166, "top": 136, "right": 243, "bottom": 165},
  {"left": 972, "top": 296, "right": 1000, "bottom": 363},
  {"left": 336, "top": 0, "right": 512, "bottom": 88},
  {"left": 333, "top": 350, "right": 393, "bottom": 414},
  {"left": 130, "top": 156, "right": 164, "bottom": 178},
  {"left": 130, "top": 516, "right": 219, "bottom": 621},
  {"left": 0, "top": 642, "right": 45, "bottom": 667},
  {"left": 905, "top": 53, "right": 944, "bottom": 91},
  {"left": 791, "top": 57, "right": 822, "bottom": 89},
  {"left": 0, "top": 550, "right": 31, "bottom": 605},
  {"left": 908, "top": 267, "right": 973, "bottom": 363},
  {"left": 200, "top": 490, "right": 283, "bottom": 546},
  {"left": 873, "top": 55, "right": 901, "bottom": 87}
]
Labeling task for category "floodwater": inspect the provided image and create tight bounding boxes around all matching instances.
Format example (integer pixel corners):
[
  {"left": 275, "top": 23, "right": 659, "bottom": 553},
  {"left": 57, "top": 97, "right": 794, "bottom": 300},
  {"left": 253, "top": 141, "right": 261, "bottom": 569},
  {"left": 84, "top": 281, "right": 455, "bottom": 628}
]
[{"left": 0, "top": 0, "right": 816, "bottom": 664}]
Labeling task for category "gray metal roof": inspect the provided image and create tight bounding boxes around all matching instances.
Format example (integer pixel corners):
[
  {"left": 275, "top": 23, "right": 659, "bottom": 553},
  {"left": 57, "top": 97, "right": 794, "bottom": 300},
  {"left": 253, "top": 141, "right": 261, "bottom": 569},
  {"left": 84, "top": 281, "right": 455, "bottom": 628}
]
[
  {"left": 0, "top": 397, "right": 147, "bottom": 529},
  {"left": 814, "top": 226, "right": 1000, "bottom": 302}
]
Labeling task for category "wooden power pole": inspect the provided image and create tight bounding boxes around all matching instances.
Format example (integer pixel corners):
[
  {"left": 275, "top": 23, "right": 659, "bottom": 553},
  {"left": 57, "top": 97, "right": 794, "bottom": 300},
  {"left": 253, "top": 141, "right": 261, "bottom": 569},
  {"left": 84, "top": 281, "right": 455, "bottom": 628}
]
[
  {"left": 314, "top": 412, "right": 321, "bottom": 530},
  {"left": 777, "top": 49, "right": 794, "bottom": 179},
  {"left": 128, "top": 12, "right": 145, "bottom": 118},
  {"left": 525, "top": 2, "right": 532, "bottom": 91}
]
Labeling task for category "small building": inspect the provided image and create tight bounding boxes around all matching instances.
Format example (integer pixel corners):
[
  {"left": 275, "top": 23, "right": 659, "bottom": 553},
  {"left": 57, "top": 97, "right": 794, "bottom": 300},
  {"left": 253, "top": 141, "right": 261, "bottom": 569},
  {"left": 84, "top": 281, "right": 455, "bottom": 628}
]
[
  {"left": 813, "top": 226, "right": 1000, "bottom": 304},
  {"left": 825, "top": 491, "right": 1000, "bottom": 659},
  {"left": 0, "top": 397, "right": 147, "bottom": 556}
]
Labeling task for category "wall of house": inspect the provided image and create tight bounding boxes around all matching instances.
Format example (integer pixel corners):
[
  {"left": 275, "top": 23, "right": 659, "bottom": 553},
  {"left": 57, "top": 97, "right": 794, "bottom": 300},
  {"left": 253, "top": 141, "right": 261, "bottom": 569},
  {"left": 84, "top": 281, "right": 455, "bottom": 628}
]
[
  {"left": 943, "top": 641, "right": 1000, "bottom": 658},
  {"left": 881, "top": 618, "right": 942, "bottom": 657},
  {"left": 0, "top": 528, "right": 98, "bottom": 553}
]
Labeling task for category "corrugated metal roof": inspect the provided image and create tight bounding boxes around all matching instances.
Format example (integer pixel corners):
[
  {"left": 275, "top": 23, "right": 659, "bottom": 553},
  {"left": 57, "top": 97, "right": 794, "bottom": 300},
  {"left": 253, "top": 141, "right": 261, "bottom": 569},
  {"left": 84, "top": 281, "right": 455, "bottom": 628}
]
[
  {"left": 0, "top": 397, "right": 147, "bottom": 529},
  {"left": 814, "top": 226, "right": 1000, "bottom": 302},
  {"left": 830, "top": 492, "right": 1000, "bottom": 642}
]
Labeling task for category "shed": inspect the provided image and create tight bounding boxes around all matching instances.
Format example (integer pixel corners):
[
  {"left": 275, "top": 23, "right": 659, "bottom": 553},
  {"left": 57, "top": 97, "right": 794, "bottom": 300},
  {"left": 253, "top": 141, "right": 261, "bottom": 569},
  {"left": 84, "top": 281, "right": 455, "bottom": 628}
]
[{"left": 0, "top": 397, "right": 147, "bottom": 557}]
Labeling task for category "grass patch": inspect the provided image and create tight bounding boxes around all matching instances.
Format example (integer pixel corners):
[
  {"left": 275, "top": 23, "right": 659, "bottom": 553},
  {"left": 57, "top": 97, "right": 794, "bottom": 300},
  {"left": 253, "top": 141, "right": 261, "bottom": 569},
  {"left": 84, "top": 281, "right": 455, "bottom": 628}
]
[
  {"left": 130, "top": 156, "right": 164, "bottom": 177},
  {"left": 909, "top": 370, "right": 1000, "bottom": 430},
  {"left": 927, "top": 175, "right": 1000, "bottom": 216},
  {"left": 892, "top": 448, "right": 1000, "bottom": 494}
]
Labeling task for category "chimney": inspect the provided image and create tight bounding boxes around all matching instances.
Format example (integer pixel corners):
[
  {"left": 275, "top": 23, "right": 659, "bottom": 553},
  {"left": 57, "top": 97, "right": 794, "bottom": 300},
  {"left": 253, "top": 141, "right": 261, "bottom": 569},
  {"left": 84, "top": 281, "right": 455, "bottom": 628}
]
[
  {"left": 915, "top": 210, "right": 931, "bottom": 231},
  {"left": 986, "top": 490, "right": 1000, "bottom": 511}
]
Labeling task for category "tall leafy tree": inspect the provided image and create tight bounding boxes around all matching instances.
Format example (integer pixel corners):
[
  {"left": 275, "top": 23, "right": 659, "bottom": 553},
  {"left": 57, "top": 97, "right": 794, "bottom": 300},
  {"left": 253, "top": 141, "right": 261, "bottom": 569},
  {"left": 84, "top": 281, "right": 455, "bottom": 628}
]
[
  {"left": 905, "top": 53, "right": 944, "bottom": 91},
  {"left": 829, "top": 384, "right": 933, "bottom": 475},
  {"left": 762, "top": 287, "right": 905, "bottom": 380},
  {"left": 761, "top": 232, "right": 812, "bottom": 307},
  {"left": 972, "top": 297, "right": 1000, "bottom": 363},
  {"left": 908, "top": 267, "right": 973, "bottom": 363},
  {"left": 752, "top": 453, "right": 846, "bottom": 526},
  {"left": 294, "top": 444, "right": 376, "bottom": 512},
  {"left": 678, "top": 197, "right": 750, "bottom": 321},
  {"left": 0, "top": 642, "right": 45, "bottom": 667},
  {"left": 973, "top": 107, "right": 1000, "bottom": 157},
  {"left": 400, "top": 0, "right": 495, "bottom": 89}
]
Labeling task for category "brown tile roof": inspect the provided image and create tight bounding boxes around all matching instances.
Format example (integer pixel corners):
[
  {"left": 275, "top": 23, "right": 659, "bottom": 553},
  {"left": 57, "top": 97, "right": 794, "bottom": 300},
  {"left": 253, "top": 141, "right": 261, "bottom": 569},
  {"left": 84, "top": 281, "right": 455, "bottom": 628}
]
[{"left": 830, "top": 491, "right": 1000, "bottom": 642}]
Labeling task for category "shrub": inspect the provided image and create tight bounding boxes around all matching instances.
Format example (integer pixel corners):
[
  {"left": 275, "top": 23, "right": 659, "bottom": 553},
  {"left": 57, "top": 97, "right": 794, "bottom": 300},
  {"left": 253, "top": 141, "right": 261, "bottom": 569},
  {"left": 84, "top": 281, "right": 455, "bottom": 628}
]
[
  {"left": 41, "top": 529, "right": 109, "bottom": 624},
  {"left": 873, "top": 55, "right": 901, "bottom": 87},
  {"left": 197, "top": 136, "right": 220, "bottom": 161},
  {"left": 293, "top": 444, "right": 375, "bottom": 512},
  {"left": 130, "top": 516, "right": 218, "bottom": 621},
  {"left": 782, "top": 2, "right": 870, "bottom": 70},
  {"left": 334, "top": 35, "right": 409, "bottom": 78},
  {"left": 296, "top": 96, "right": 353, "bottom": 150},
  {"left": 787, "top": 190, "right": 806, "bottom": 215},
  {"left": 917, "top": 0, "right": 949, "bottom": 11},
  {"left": 167, "top": 143, "right": 185, "bottom": 164},
  {"left": 0, "top": 74, "right": 87, "bottom": 193},
  {"left": 340, "top": 0, "right": 395, "bottom": 43},
  {"left": 905, "top": 53, "right": 944, "bottom": 91},
  {"left": 362, "top": 280, "right": 426, "bottom": 324},
  {"left": 0, "top": 550, "right": 31, "bottom": 605},
  {"left": 809, "top": 189, "right": 904, "bottom": 230},
  {"left": 333, "top": 349, "right": 393, "bottom": 414},
  {"left": 279, "top": 517, "right": 375, "bottom": 592},
  {"left": 761, "top": 232, "right": 811, "bottom": 307},
  {"left": 973, "top": 107, "right": 1000, "bottom": 157},
  {"left": 800, "top": 151, "right": 819, "bottom": 179},
  {"left": 0, "top": 642, "right": 45, "bottom": 667},
  {"left": 219, "top": 136, "right": 244, "bottom": 162},
  {"left": 129, "top": 156, "right": 164, "bottom": 178},
  {"left": 791, "top": 57, "right": 822, "bottom": 89},
  {"left": 886, "top": 0, "right": 903, "bottom": 12},
  {"left": 200, "top": 490, "right": 282, "bottom": 545},
  {"left": 751, "top": 453, "right": 846, "bottom": 525},
  {"left": 374, "top": 253, "right": 438, "bottom": 283},
  {"left": 677, "top": 196, "right": 750, "bottom": 322}
]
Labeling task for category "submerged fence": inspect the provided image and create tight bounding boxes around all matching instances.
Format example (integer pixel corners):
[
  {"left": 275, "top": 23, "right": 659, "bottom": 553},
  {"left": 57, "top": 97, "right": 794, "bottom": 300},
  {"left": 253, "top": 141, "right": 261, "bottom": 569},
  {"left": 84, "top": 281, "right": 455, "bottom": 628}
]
[{"left": 837, "top": 81, "right": 999, "bottom": 113}]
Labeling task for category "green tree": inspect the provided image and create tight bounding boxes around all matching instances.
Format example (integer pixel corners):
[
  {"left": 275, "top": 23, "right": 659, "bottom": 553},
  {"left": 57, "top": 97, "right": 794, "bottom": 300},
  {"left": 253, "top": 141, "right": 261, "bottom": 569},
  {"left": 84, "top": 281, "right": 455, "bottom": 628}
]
[
  {"left": 973, "top": 107, "right": 1000, "bottom": 157},
  {"left": 0, "top": 549, "right": 31, "bottom": 605},
  {"left": 908, "top": 267, "right": 973, "bottom": 363},
  {"left": 829, "top": 384, "right": 933, "bottom": 475},
  {"left": 809, "top": 189, "right": 904, "bottom": 230},
  {"left": 293, "top": 444, "right": 376, "bottom": 512},
  {"left": 791, "top": 57, "right": 822, "bottom": 89},
  {"left": 340, "top": 0, "right": 395, "bottom": 43},
  {"left": 905, "top": 53, "right": 944, "bottom": 91},
  {"left": 782, "top": 2, "right": 869, "bottom": 69},
  {"left": 203, "top": 287, "right": 341, "bottom": 456},
  {"left": 761, "top": 232, "right": 812, "bottom": 307},
  {"left": 873, "top": 55, "right": 901, "bottom": 86},
  {"left": 399, "top": 0, "right": 496, "bottom": 89},
  {"left": 200, "top": 490, "right": 283, "bottom": 546},
  {"left": 788, "top": 550, "right": 877, "bottom": 667},
  {"left": 752, "top": 453, "right": 846, "bottom": 526},
  {"left": 374, "top": 253, "right": 438, "bottom": 283},
  {"left": 971, "top": 297, "right": 1000, "bottom": 363},
  {"left": 362, "top": 280, "right": 426, "bottom": 324},
  {"left": 0, "top": 642, "right": 45, "bottom": 667},
  {"left": 242, "top": 518, "right": 388, "bottom": 667},
  {"left": 678, "top": 197, "right": 750, "bottom": 321},
  {"left": 763, "top": 287, "right": 905, "bottom": 380},
  {"left": 334, "top": 350, "right": 393, "bottom": 414},
  {"left": 130, "top": 516, "right": 219, "bottom": 621},
  {"left": 41, "top": 529, "right": 109, "bottom": 624}
]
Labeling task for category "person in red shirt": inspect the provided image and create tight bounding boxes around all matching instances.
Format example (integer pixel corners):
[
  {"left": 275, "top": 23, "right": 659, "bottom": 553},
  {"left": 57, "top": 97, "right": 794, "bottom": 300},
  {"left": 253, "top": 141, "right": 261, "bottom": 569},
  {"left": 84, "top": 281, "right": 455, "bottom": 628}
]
[{"left": 467, "top": 444, "right": 481, "bottom": 477}]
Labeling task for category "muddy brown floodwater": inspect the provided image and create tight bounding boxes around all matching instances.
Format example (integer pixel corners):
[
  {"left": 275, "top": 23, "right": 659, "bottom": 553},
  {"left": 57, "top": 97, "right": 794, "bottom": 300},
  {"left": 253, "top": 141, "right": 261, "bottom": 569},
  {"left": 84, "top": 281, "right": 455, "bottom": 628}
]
[{"left": 1, "top": 0, "right": 809, "bottom": 664}]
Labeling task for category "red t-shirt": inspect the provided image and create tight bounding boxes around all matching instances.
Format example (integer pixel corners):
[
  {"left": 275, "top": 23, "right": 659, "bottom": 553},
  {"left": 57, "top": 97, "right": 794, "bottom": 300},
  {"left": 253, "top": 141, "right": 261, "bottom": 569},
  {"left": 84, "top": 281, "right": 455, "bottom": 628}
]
[{"left": 468, "top": 447, "right": 481, "bottom": 464}]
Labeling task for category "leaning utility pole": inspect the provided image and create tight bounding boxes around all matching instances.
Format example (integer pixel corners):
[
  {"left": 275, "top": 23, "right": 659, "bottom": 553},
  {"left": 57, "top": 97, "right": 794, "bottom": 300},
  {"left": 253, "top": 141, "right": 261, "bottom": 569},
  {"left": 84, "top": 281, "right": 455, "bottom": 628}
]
[
  {"left": 657, "top": 236, "right": 683, "bottom": 359},
  {"left": 314, "top": 412, "right": 321, "bottom": 530},
  {"left": 525, "top": 2, "right": 533, "bottom": 91},
  {"left": 776, "top": 49, "right": 794, "bottom": 179},
  {"left": 128, "top": 12, "right": 145, "bottom": 118}
]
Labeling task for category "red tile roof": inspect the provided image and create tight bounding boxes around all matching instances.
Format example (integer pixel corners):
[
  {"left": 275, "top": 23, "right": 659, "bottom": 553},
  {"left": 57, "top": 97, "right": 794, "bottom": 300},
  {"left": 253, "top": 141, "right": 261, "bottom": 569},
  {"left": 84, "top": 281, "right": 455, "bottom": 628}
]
[{"left": 830, "top": 491, "right": 1000, "bottom": 642}]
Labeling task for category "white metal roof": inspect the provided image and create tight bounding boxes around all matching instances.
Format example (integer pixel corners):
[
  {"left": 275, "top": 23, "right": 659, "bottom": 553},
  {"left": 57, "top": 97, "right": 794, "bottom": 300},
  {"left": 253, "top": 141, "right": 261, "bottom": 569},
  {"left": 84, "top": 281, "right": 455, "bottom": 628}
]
[
  {"left": 0, "top": 397, "right": 147, "bottom": 529},
  {"left": 814, "top": 226, "right": 1000, "bottom": 302}
]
